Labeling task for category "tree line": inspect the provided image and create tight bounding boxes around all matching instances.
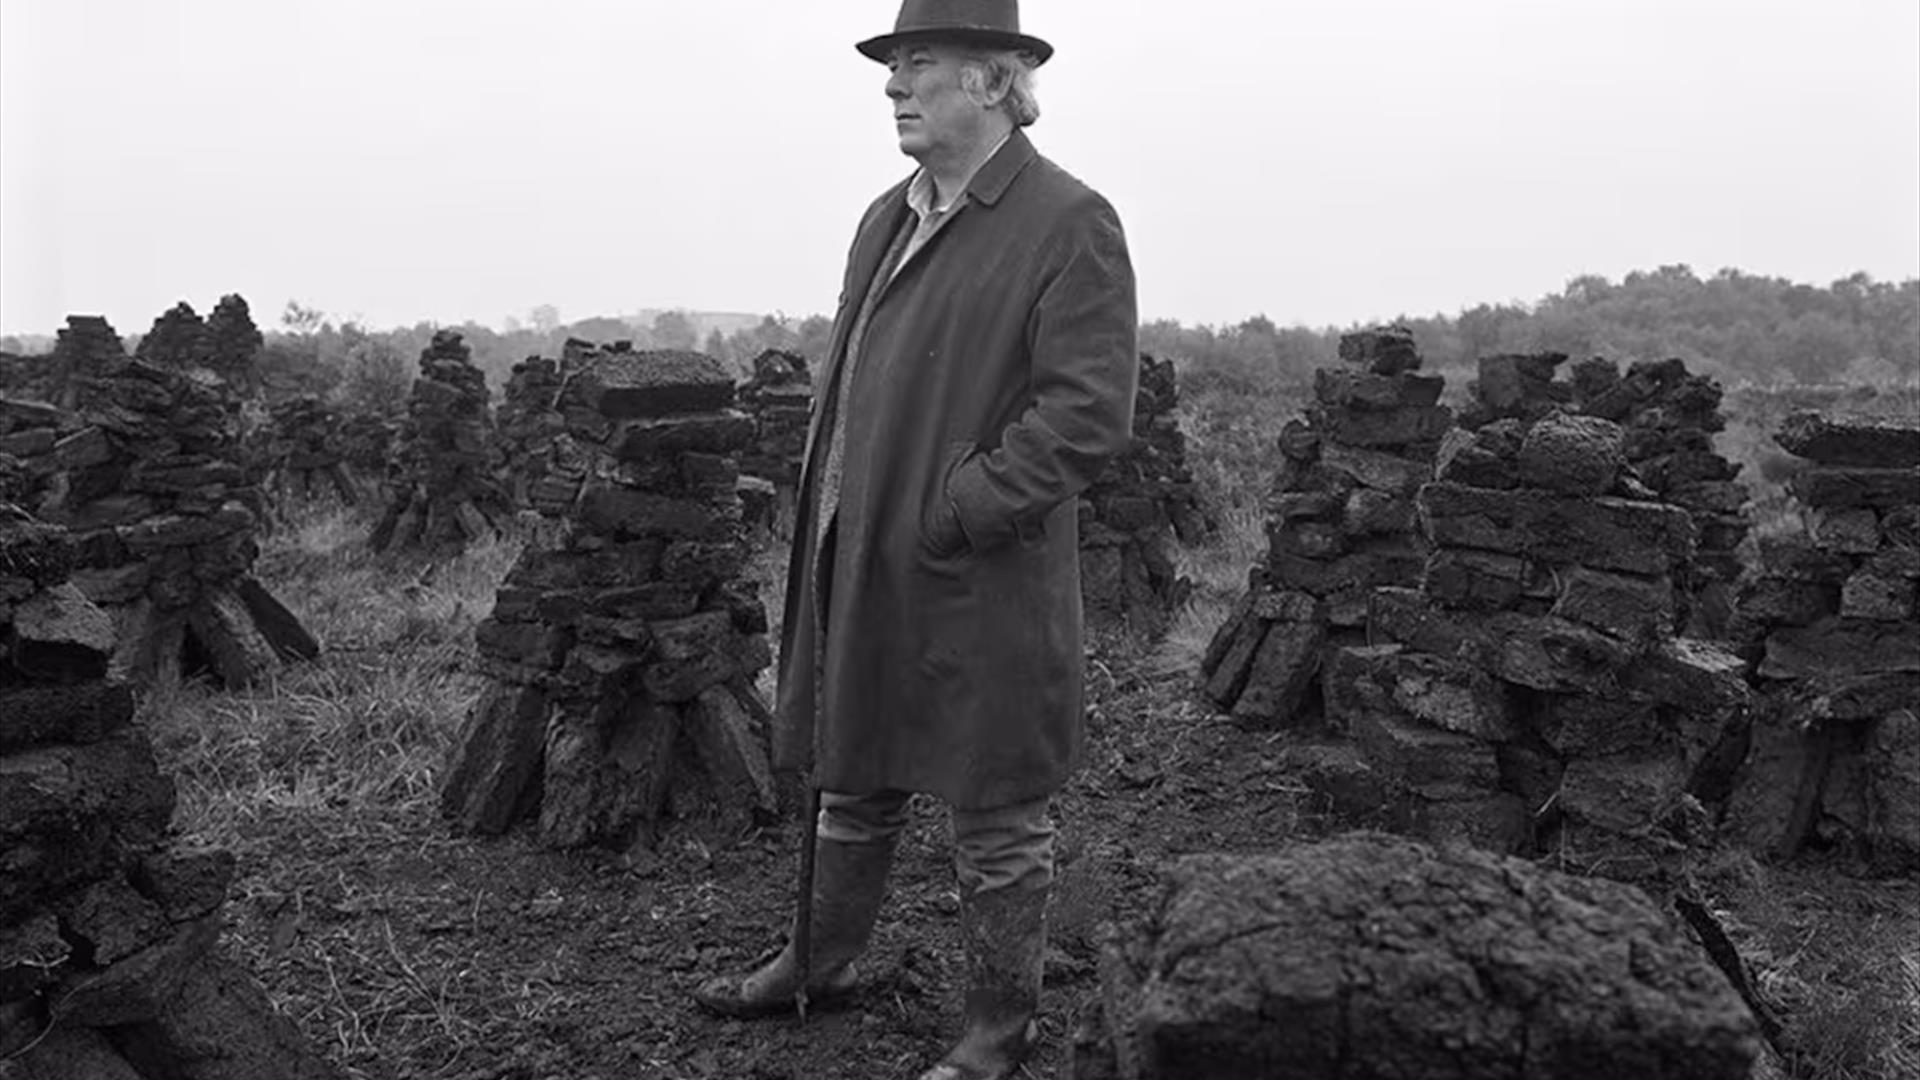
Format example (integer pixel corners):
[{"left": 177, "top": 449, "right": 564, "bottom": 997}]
[
  {"left": 1145, "top": 266, "right": 1918, "bottom": 396},
  {"left": 3, "top": 266, "right": 1911, "bottom": 412}
]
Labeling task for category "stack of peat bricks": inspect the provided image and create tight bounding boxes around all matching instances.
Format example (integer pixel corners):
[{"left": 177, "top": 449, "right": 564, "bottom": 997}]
[
  {"left": 0, "top": 508, "right": 339, "bottom": 1079},
  {"left": 496, "top": 346, "right": 591, "bottom": 517},
  {"left": 1199, "top": 326, "right": 1446, "bottom": 727},
  {"left": 440, "top": 345, "right": 784, "bottom": 852},
  {"left": 1727, "top": 411, "right": 1920, "bottom": 872},
  {"left": 1574, "top": 358, "right": 1750, "bottom": 638},
  {"left": 1069, "top": 834, "right": 1759, "bottom": 1080},
  {"left": 134, "top": 302, "right": 211, "bottom": 369},
  {"left": 337, "top": 411, "right": 401, "bottom": 498},
  {"left": 1080, "top": 353, "right": 1211, "bottom": 638},
  {"left": 20, "top": 351, "right": 319, "bottom": 688},
  {"left": 1, "top": 397, "right": 85, "bottom": 509},
  {"left": 370, "top": 330, "right": 514, "bottom": 553},
  {"left": 48, "top": 316, "right": 129, "bottom": 410},
  {"left": 260, "top": 397, "right": 363, "bottom": 505},
  {"left": 1462, "top": 353, "right": 1751, "bottom": 638},
  {"left": 734, "top": 348, "right": 813, "bottom": 532},
  {"left": 1308, "top": 357, "right": 1752, "bottom": 881}
]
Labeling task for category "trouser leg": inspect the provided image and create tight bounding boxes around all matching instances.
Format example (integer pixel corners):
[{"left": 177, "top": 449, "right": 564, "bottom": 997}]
[
  {"left": 691, "top": 788, "right": 907, "bottom": 1017},
  {"left": 920, "top": 796, "right": 1054, "bottom": 1080}
]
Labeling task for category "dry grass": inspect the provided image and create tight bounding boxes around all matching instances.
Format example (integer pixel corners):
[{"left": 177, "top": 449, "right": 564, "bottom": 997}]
[
  {"left": 146, "top": 501, "right": 521, "bottom": 849},
  {"left": 1695, "top": 850, "right": 1920, "bottom": 1080}
]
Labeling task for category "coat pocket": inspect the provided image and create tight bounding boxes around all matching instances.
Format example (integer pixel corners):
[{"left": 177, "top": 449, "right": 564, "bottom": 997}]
[{"left": 920, "top": 440, "right": 977, "bottom": 560}]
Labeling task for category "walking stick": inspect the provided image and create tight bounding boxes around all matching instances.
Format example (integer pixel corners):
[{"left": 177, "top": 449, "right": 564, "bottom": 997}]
[{"left": 792, "top": 781, "right": 822, "bottom": 1022}]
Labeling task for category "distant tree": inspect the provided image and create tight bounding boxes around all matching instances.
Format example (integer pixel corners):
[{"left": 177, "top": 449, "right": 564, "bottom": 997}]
[
  {"left": 651, "top": 310, "right": 699, "bottom": 351},
  {"left": 282, "top": 299, "right": 326, "bottom": 336},
  {"left": 794, "top": 315, "right": 832, "bottom": 362},
  {"left": 339, "top": 337, "right": 411, "bottom": 418},
  {"left": 703, "top": 327, "right": 730, "bottom": 363},
  {"left": 529, "top": 304, "right": 561, "bottom": 335},
  {"left": 136, "top": 302, "right": 210, "bottom": 368},
  {"left": 568, "top": 316, "right": 635, "bottom": 347}
]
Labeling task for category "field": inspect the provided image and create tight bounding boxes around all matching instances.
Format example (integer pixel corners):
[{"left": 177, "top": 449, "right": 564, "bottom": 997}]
[{"left": 138, "top": 377, "right": 1920, "bottom": 1080}]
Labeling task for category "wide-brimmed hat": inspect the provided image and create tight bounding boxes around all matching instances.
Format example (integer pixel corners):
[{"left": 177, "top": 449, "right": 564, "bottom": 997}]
[{"left": 856, "top": 0, "right": 1053, "bottom": 66}]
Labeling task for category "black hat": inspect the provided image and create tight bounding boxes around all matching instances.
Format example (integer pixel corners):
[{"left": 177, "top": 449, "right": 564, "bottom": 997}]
[{"left": 857, "top": 0, "right": 1053, "bottom": 66}]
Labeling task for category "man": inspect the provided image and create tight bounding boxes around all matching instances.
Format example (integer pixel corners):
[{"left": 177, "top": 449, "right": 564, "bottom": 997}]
[{"left": 694, "top": 2, "right": 1137, "bottom": 1077}]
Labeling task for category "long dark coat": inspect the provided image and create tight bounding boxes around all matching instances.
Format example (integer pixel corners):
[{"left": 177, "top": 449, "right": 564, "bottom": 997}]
[{"left": 772, "top": 130, "right": 1139, "bottom": 810}]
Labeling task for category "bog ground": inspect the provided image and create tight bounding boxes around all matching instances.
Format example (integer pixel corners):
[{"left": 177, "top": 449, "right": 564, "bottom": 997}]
[{"left": 136, "top": 379, "right": 1919, "bottom": 1080}]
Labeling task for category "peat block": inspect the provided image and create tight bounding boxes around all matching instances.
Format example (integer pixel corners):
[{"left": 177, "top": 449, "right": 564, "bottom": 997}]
[
  {"left": 1078, "top": 833, "right": 1758, "bottom": 1080},
  {"left": 1786, "top": 466, "right": 1920, "bottom": 511},
  {"left": 1417, "top": 483, "right": 1695, "bottom": 576},
  {"left": 1774, "top": 410, "right": 1920, "bottom": 468},
  {"left": 571, "top": 350, "right": 734, "bottom": 419},
  {"left": 1516, "top": 412, "right": 1625, "bottom": 496}
]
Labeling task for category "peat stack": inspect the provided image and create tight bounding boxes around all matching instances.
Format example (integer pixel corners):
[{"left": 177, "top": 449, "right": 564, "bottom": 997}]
[
  {"left": 736, "top": 348, "right": 813, "bottom": 532},
  {"left": 1070, "top": 833, "right": 1759, "bottom": 1080},
  {"left": 1311, "top": 398, "right": 1750, "bottom": 879},
  {"left": 1, "top": 396, "right": 86, "bottom": 507},
  {"left": 440, "top": 345, "right": 782, "bottom": 851},
  {"left": 260, "top": 397, "right": 363, "bottom": 505},
  {"left": 21, "top": 358, "right": 318, "bottom": 688},
  {"left": 1199, "top": 327, "right": 1446, "bottom": 727},
  {"left": 1726, "top": 411, "right": 1920, "bottom": 871},
  {"left": 497, "top": 345, "right": 591, "bottom": 517},
  {"left": 1080, "top": 353, "right": 1209, "bottom": 638},
  {"left": 1471, "top": 353, "right": 1750, "bottom": 638},
  {"left": 0, "top": 507, "right": 340, "bottom": 1078},
  {"left": 135, "top": 302, "right": 211, "bottom": 369},
  {"left": 202, "top": 294, "right": 264, "bottom": 394},
  {"left": 48, "top": 315, "right": 128, "bottom": 411},
  {"left": 369, "top": 330, "right": 513, "bottom": 553},
  {"left": 338, "top": 410, "right": 401, "bottom": 499}
]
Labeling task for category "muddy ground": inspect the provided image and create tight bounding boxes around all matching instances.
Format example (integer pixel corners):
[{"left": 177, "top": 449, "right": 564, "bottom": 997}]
[
  {"left": 194, "top": 634, "right": 1913, "bottom": 1080},
  {"left": 205, "top": 635, "right": 1334, "bottom": 1080}
]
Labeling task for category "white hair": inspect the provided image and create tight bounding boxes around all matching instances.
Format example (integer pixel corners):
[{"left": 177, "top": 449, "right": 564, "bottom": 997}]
[{"left": 960, "top": 48, "right": 1041, "bottom": 127}]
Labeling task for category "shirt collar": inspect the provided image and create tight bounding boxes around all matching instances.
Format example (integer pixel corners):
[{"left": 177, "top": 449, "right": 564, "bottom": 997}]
[{"left": 906, "top": 131, "right": 1014, "bottom": 221}]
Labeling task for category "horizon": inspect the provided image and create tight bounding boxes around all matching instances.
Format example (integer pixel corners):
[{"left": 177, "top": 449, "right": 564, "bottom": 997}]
[
  {"left": 4, "top": 1, "right": 1917, "bottom": 338},
  {"left": 2, "top": 262, "right": 1914, "bottom": 348}
]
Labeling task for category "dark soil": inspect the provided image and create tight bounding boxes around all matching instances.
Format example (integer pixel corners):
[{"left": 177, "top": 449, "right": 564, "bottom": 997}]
[{"left": 209, "top": 637, "right": 1325, "bottom": 1080}]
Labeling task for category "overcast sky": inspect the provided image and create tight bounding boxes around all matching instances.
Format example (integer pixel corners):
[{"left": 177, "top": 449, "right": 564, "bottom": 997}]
[{"left": 2, "top": 0, "right": 1916, "bottom": 338}]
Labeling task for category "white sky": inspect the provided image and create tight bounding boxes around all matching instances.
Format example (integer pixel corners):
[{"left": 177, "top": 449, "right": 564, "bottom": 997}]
[{"left": 2, "top": 0, "right": 1916, "bottom": 337}]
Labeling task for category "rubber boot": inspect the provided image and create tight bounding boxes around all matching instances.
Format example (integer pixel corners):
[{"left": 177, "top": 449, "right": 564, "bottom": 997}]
[
  {"left": 916, "top": 880, "right": 1048, "bottom": 1080},
  {"left": 691, "top": 833, "right": 896, "bottom": 1018}
]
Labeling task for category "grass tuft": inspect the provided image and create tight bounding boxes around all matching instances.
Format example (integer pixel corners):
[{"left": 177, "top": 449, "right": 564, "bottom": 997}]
[{"left": 147, "top": 505, "right": 519, "bottom": 850}]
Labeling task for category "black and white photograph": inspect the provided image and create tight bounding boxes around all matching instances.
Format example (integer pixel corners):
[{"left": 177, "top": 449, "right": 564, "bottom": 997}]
[{"left": 1, "top": 1, "right": 1916, "bottom": 1077}]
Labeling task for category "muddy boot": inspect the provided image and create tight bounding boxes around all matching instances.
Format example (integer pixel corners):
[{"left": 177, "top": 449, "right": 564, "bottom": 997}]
[
  {"left": 917, "top": 881, "right": 1047, "bottom": 1080},
  {"left": 691, "top": 834, "right": 896, "bottom": 1018}
]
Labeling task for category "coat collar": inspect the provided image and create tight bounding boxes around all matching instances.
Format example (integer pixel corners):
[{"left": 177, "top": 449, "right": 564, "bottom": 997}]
[{"left": 960, "top": 127, "right": 1036, "bottom": 209}]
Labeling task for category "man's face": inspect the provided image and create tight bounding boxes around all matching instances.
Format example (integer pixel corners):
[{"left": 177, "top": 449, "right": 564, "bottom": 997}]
[{"left": 885, "top": 42, "right": 990, "bottom": 161}]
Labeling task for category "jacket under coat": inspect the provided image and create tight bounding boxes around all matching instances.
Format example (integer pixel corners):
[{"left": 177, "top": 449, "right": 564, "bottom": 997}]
[{"left": 772, "top": 129, "right": 1139, "bottom": 810}]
